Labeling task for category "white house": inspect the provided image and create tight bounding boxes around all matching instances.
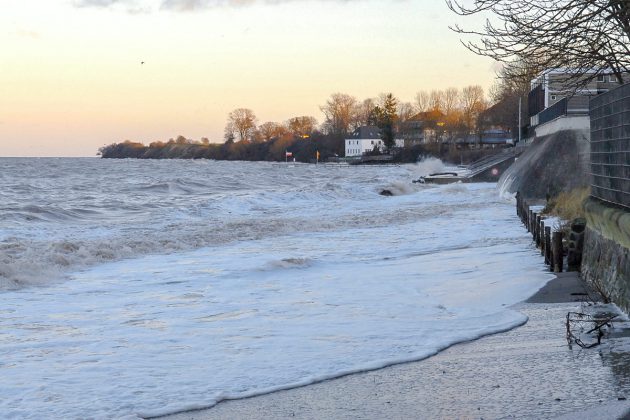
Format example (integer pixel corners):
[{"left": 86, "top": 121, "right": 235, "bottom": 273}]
[{"left": 344, "top": 126, "right": 404, "bottom": 157}]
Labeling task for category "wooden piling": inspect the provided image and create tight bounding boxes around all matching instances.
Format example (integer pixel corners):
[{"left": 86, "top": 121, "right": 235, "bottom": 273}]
[
  {"left": 544, "top": 226, "right": 551, "bottom": 264},
  {"left": 531, "top": 212, "right": 537, "bottom": 239},
  {"left": 552, "top": 231, "right": 563, "bottom": 273},
  {"left": 539, "top": 219, "right": 545, "bottom": 255}
]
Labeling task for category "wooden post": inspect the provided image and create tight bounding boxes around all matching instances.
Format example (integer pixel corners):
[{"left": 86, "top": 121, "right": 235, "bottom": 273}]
[
  {"left": 531, "top": 212, "right": 537, "bottom": 239},
  {"left": 528, "top": 209, "right": 533, "bottom": 232},
  {"left": 538, "top": 220, "right": 545, "bottom": 255},
  {"left": 544, "top": 226, "right": 552, "bottom": 266},
  {"left": 552, "top": 231, "right": 563, "bottom": 273},
  {"left": 536, "top": 215, "right": 542, "bottom": 247},
  {"left": 516, "top": 192, "right": 520, "bottom": 217}
]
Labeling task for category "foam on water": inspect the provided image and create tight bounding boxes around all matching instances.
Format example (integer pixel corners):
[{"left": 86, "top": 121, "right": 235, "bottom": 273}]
[{"left": 0, "top": 159, "right": 553, "bottom": 418}]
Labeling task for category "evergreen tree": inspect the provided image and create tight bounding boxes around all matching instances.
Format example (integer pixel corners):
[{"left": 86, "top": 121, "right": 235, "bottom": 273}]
[{"left": 373, "top": 93, "right": 398, "bottom": 150}]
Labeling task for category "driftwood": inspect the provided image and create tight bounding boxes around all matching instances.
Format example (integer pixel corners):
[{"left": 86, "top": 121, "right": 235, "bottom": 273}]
[{"left": 566, "top": 311, "right": 617, "bottom": 349}]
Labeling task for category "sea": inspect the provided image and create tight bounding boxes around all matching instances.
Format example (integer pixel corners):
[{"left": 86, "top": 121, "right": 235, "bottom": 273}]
[{"left": 0, "top": 157, "right": 553, "bottom": 419}]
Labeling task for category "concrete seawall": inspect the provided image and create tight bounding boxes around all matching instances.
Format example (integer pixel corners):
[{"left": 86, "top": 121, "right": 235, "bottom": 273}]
[
  {"left": 498, "top": 126, "right": 590, "bottom": 199},
  {"left": 582, "top": 199, "right": 630, "bottom": 313}
]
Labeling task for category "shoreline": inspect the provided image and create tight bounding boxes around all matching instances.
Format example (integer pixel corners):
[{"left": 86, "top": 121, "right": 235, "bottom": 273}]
[{"left": 156, "top": 272, "right": 630, "bottom": 420}]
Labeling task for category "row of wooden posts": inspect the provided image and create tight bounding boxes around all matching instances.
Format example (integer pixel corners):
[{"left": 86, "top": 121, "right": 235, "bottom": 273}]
[{"left": 516, "top": 192, "right": 564, "bottom": 272}]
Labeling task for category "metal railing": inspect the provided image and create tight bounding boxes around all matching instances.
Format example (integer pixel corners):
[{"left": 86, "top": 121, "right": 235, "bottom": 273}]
[
  {"left": 538, "top": 98, "right": 568, "bottom": 125},
  {"left": 590, "top": 83, "right": 630, "bottom": 210}
]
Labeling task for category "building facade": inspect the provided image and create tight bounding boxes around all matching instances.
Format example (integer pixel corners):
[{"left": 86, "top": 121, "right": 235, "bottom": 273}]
[
  {"left": 528, "top": 69, "right": 622, "bottom": 127},
  {"left": 344, "top": 126, "right": 403, "bottom": 157}
]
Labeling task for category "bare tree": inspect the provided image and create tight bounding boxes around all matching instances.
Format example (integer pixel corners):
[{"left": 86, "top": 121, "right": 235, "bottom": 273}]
[
  {"left": 286, "top": 116, "right": 318, "bottom": 138},
  {"left": 226, "top": 108, "right": 257, "bottom": 142},
  {"left": 258, "top": 121, "right": 287, "bottom": 142},
  {"left": 224, "top": 122, "right": 236, "bottom": 143},
  {"left": 355, "top": 98, "right": 377, "bottom": 126},
  {"left": 429, "top": 90, "right": 445, "bottom": 112},
  {"left": 397, "top": 102, "right": 416, "bottom": 123},
  {"left": 443, "top": 88, "right": 460, "bottom": 116},
  {"left": 460, "top": 85, "right": 486, "bottom": 133},
  {"left": 320, "top": 93, "right": 358, "bottom": 136},
  {"left": 415, "top": 91, "right": 430, "bottom": 113},
  {"left": 447, "top": 0, "right": 630, "bottom": 85}
]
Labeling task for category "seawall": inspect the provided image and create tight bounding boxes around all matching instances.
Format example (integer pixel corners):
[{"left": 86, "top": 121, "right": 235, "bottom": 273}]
[
  {"left": 582, "top": 199, "right": 630, "bottom": 313},
  {"left": 497, "top": 124, "right": 590, "bottom": 200},
  {"left": 500, "top": 85, "right": 629, "bottom": 314}
]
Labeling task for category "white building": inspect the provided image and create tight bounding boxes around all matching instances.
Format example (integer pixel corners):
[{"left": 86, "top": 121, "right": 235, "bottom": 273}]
[
  {"left": 344, "top": 126, "right": 404, "bottom": 157},
  {"left": 528, "top": 68, "right": 621, "bottom": 126}
]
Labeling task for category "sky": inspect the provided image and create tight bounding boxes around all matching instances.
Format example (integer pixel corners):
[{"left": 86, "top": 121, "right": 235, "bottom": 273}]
[{"left": 0, "top": 0, "right": 496, "bottom": 157}]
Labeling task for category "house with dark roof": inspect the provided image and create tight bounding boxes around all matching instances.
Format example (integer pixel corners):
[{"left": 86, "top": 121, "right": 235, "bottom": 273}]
[{"left": 344, "top": 126, "right": 403, "bottom": 157}]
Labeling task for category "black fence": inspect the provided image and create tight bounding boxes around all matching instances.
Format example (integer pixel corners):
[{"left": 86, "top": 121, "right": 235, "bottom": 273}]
[
  {"left": 538, "top": 98, "right": 568, "bottom": 125},
  {"left": 590, "top": 83, "right": 630, "bottom": 210}
]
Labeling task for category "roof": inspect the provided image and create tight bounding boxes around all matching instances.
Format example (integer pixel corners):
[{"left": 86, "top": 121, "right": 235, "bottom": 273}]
[
  {"left": 408, "top": 110, "right": 445, "bottom": 122},
  {"left": 348, "top": 125, "right": 381, "bottom": 139}
]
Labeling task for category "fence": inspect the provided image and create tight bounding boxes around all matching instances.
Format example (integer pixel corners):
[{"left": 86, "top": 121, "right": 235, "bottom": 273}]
[
  {"left": 590, "top": 83, "right": 630, "bottom": 210},
  {"left": 538, "top": 98, "right": 568, "bottom": 125}
]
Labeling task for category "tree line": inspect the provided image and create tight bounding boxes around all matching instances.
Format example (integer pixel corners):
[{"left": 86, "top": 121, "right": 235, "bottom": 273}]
[{"left": 100, "top": 86, "right": 494, "bottom": 162}]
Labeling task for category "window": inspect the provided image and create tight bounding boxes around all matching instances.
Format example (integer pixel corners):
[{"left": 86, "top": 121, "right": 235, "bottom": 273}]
[
  {"left": 597, "top": 75, "right": 605, "bottom": 82},
  {"left": 551, "top": 95, "right": 557, "bottom": 100}
]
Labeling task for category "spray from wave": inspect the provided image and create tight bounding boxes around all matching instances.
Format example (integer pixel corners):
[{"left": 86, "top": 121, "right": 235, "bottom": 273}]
[{"left": 412, "top": 157, "right": 446, "bottom": 177}]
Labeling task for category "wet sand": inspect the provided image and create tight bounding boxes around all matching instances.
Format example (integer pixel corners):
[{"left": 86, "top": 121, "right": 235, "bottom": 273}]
[{"left": 157, "top": 273, "right": 630, "bottom": 420}]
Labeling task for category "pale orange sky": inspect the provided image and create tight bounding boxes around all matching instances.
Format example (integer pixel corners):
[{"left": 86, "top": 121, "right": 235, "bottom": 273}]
[{"left": 0, "top": 0, "right": 496, "bottom": 157}]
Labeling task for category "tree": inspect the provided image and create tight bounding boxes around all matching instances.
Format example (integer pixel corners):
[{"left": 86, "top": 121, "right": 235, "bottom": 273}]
[
  {"left": 415, "top": 91, "right": 430, "bottom": 113},
  {"left": 447, "top": 0, "right": 630, "bottom": 85},
  {"left": 355, "top": 98, "right": 378, "bottom": 127},
  {"left": 396, "top": 101, "right": 416, "bottom": 140},
  {"left": 320, "top": 93, "right": 358, "bottom": 136},
  {"left": 258, "top": 121, "right": 287, "bottom": 142},
  {"left": 224, "top": 122, "right": 236, "bottom": 144},
  {"left": 287, "top": 116, "right": 318, "bottom": 138},
  {"left": 373, "top": 93, "right": 399, "bottom": 150},
  {"left": 487, "top": 60, "right": 540, "bottom": 137},
  {"left": 429, "top": 90, "right": 445, "bottom": 112},
  {"left": 226, "top": 108, "right": 257, "bottom": 142},
  {"left": 460, "top": 85, "right": 487, "bottom": 135}
]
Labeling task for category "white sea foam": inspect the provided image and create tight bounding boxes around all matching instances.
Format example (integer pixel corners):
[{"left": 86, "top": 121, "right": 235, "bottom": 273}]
[
  {"left": 0, "top": 159, "right": 553, "bottom": 419},
  {"left": 412, "top": 156, "right": 446, "bottom": 176}
]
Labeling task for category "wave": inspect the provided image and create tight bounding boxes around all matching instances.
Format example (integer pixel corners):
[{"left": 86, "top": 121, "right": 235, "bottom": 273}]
[
  {"left": 139, "top": 310, "right": 529, "bottom": 419},
  {"left": 262, "top": 257, "right": 314, "bottom": 270},
  {"left": 0, "top": 159, "right": 493, "bottom": 291}
]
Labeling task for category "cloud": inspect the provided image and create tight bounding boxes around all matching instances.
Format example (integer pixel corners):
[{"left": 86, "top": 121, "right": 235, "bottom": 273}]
[
  {"left": 74, "top": 0, "right": 124, "bottom": 7},
  {"left": 160, "top": 0, "right": 254, "bottom": 11},
  {"left": 160, "top": 0, "right": 364, "bottom": 10},
  {"left": 73, "top": 0, "right": 150, "bottom": 13},
  {"left": 74, "top": 0, "right": 357, "bottom": 12}
]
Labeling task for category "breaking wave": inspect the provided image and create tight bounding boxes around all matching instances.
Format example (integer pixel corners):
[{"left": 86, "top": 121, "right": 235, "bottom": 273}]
[{"left": 0, "top": 158, "right": 498, "bottom": 291}]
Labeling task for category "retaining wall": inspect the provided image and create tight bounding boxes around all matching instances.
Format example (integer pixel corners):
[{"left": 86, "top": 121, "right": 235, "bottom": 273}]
[{"left": 582, "top": 199, "right": 630, "bottom": 313}]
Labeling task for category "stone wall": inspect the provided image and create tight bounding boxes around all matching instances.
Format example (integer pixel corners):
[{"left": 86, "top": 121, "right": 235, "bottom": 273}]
[{"left": 582, "top": 199, "right": 630, "bottom": 313}]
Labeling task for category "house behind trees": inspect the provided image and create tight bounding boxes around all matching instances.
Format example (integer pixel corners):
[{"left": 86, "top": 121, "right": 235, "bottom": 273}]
[{"left": 399, "top": 110, "right": 446, "bottom": 146}]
